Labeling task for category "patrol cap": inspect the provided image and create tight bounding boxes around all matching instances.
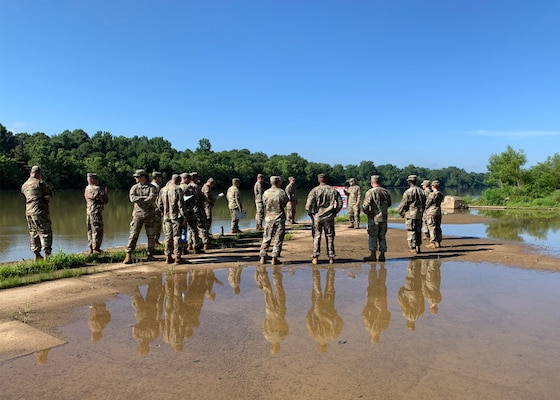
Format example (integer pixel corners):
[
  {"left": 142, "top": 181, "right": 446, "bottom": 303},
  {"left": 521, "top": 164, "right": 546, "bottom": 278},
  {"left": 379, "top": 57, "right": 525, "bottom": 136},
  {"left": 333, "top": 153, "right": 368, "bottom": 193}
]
[
  {"left": 422, "top": 179, "right": 430, "bottom": 186},
  {"left": 87, "top": 172, "right": 98, "bottom": 178},
  {"left": 348, "top": 178, "right": 356, "bottom": 183},
  {"left": 317, "top": 173, "right": 326, "bottom": 179},
  {"left": 270, "top": 175, "right": 282, "bottom": 184},
  {"left": 257, "top": 173, "right": 264, "bottom": 178},
  {"left": 190, "top": 171, "right": 198, "bottom": 178},
  {"left": 431, "top": 180, "right": 440, "bottom": 186},
  {"left": 180, "top": 172, "right": 191, "bottom": 179},
  {"left": 288, "top": 176, "right": 295, "bottom": 181},
  {"left": 232, "top": 178, "right": 240, "bottom": 183},
  {"left": 171, "top": 173, "right": 180, "bottom": 183},
  {"left": 152, "top": 171, "right": 162, "bottom": 178},
  {"left": 31, "top": 165, "right": 41, "bottom": 173},
  {"left": 133, "top": 169, "right": 147, "bottom": 177},
  {"left": 371, "top": 175, "right": 380, "bottom": 182},
  {"left": 407, "top": 175, "right": 417, "bottom": 182}
]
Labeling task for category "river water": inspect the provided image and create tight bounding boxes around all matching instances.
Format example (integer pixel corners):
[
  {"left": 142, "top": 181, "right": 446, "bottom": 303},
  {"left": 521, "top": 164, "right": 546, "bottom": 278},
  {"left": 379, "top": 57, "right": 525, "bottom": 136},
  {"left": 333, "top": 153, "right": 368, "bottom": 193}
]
[{"left": 2, "top": 188, "right": 560, "bottom": 263}]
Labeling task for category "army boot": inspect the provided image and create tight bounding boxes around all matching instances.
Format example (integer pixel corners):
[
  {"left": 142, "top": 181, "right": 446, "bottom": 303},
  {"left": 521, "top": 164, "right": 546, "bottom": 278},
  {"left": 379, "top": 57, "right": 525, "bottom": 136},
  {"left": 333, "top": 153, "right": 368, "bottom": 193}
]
[
  {"left": 378, "top": 252, "right": 386, "bottom": 262},
  {"left": 165, "top": 254, "right": 173, "bottom": 264},
  {"left": 260, "top": 256, "right": 266, "bottom": 264},
  {"left": 174, "top": 256, "right": 189, "bottom": 264},
  {"left": 146, "top": 253, "right": 157, "bottom": 262},
  {"left": 271, "top": 257, "right": 280, "bottom": 265},
  {"left": 123, "top": 252, "right": 132, "bottom": 264},
  {"left": 363, "top": 251, "right": 377, "bottom": 262},
  {"left": 329, "top": 257, "right": 335, "bottom": 264},
  {"left": 34, "top": 252, "right": 43, "bottom": 262}
]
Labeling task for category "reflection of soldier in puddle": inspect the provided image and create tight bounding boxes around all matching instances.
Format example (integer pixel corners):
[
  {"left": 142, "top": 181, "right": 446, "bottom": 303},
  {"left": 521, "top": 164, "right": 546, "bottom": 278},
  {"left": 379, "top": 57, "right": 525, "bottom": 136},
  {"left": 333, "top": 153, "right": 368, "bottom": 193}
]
[
  {"left": 362, "top": 264, "right": 391, "bottom": 344},
  {"left": 34, "top": 349, "right": 50, "bottom": 365},
  {"left": 422, "top": 259, "right": 442, "bottom": 315},
  {"left": 228, "top": 266, "right": 243, "bottom": 294},
  {"left": 131, "top": 275, "right": 164, "bottom": 355},
  {"left": 255, "top": 265, "right": 288, "bottom": 354},
  {"left": 88, "top": 302, "right": 112, "bottom": 343},
  {"left": 398, "top": 259, "right": 425, "bottom": 331},
  {"left": 162, "top": 271, "right": 187, "bottom": 352},
  {"left": 306, "top": 267, "right": 343, "bottom": 353}
]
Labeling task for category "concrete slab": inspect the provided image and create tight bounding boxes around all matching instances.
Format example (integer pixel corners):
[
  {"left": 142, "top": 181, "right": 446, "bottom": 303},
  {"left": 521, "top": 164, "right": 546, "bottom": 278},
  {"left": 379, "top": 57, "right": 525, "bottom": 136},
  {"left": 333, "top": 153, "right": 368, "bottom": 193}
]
[{"left": 0, "top": 320, "right": 66, "bottom": 362}]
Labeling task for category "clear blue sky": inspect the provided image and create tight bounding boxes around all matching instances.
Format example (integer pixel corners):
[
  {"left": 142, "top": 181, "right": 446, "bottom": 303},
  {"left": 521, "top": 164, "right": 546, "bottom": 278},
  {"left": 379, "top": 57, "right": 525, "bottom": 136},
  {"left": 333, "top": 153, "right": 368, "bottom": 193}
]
[{"left": 1, "top": 0, "right": 559, "bottom": 173}]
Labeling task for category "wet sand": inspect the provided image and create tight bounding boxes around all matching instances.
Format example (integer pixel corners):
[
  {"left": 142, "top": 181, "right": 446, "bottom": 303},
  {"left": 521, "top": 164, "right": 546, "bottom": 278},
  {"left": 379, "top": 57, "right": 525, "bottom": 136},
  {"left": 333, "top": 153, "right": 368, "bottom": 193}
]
[{"left": 1, "top": 213, "right": 559, "bottom": 399}]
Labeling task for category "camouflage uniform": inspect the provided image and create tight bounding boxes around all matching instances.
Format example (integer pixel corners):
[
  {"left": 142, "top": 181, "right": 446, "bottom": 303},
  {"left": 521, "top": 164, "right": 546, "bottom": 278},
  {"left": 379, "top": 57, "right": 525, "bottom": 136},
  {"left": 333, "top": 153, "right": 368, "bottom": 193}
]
[
  {"left": 21, "top": 167, "right": 53, "bottom": 258},
  {"left": 305, "top": 175, "right": 343, "bottom": 261},
  {"left": 398, "top": 259, "right": 425, "bottom": 331},
  {"left": 187, "top": 174, "right": 208, "bottom": 250},
  {"left": 157, "top": 178, "right": 186, "bottom": 260},
  {"left": 424, "top": 182, "right": 444, "bottom": 246},
  {"left": 362, "top": 265, "right": 391, "bottom": 344},
  {"left": 398, "top": 176, "right": 427, "bottom": 252},
  {"left": 126, "top": 175, "right": 158, "bottom": 256},
  {"left": 344, "top": 179, "right": 361, "bottom": 228},
  {"left": 226, "top": 179, "right": 243, "bottom": 233},
  {"left": 254, "top": 174, "right": 265, "bottom": 230},
  {"left": 362, "top": 179, "right": 392, "bottom": 254},
  {"left": 201, "top": 178, "right": 216, "bottom": 234},
  {"left": 84, "top": 174, "right": 109, "bottom": 252},
  {"left": 421, "top": 180, "right": 432, "bottom": 238},
  {"left": 259, "top": 178, "right": 289, "bottom": 261},
  {"left": 151, "top": 172, "right": 163, "bottom": 244},
  {"left": 285, "top": 177, "right": 297, "bottom": 224}
]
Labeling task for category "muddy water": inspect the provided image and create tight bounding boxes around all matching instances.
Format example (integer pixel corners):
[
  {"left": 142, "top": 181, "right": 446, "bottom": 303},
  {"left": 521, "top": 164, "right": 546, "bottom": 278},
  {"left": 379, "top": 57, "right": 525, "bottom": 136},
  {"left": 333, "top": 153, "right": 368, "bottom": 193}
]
[{"left": 2, "top": 260, "right": 560, "bottom": 400}]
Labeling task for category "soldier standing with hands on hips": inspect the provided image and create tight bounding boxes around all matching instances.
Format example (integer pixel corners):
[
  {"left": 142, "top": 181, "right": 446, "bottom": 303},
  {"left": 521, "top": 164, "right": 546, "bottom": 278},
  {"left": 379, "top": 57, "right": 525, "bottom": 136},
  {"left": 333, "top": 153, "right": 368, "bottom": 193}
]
[{"left": 84, "top": 172, "right": 109, "bottom": 254}]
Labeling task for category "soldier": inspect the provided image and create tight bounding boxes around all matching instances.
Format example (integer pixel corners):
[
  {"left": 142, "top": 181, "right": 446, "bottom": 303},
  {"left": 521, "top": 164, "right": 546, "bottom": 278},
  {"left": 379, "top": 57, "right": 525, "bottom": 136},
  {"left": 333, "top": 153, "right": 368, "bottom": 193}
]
[
  {"left": 189, "top": 172, "right": 209, "bottom": 251},
  {"left": 285, "top": 176, "right": 297, "bottom": 224},
  {"left": 151, "top": 171, "right": 163, "bottom": 245},
  {"left": 123, "top": 169, "right": 158, "bottom": 264},
  {"left": 259, "top": 176, "right": 289, "bottom": 265},
  {"left": 254, "top": 173, "right": 265, "bottom": 230},
  {"left": 398, "top": 259, "right": 425, "bottom": 331},
  {"left": 421, "top": 179, "right": 432, "bottom": 239},
  {"left": 201, "top": 177, "right": 217, "bottom": 236},
  {"left": 305, "top": 173, "right": 343, "bottom": 264},
  {"left": 226, "top": 178, "right": 243, "bottom": 233},
  {"left": 425, "top": 180, "right": 444, "bottom": 248},
  {"left": 21, "top": 165, "right": 53, "bottom": 261},
  {"left": 84, "top": 172, "right": 109, "bottom": 254},
  {"left": 179, "top": 172, "right": 201, "bottom": 253},
  {"left": 344, "top": 178, "right": 361, "bottom": 228},
  {"left": 158, "top": 174, "right": 188, "bottom": 264},
  {"left": 362, "top": 175, "right": 392, "bottom": 262},
  {"left": 398, "top": 175, "right": 427, "bottom": 254},
  {"left": 362, "top": 264, "right": 391, "bottom": 344}
]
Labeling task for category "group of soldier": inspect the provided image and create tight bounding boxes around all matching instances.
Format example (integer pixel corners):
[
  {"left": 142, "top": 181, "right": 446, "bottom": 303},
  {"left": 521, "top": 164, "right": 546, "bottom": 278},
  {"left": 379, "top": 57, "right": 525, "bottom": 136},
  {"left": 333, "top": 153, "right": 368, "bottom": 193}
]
[{"left": 20, "top": 165, "right": 443, "bottom": 266}]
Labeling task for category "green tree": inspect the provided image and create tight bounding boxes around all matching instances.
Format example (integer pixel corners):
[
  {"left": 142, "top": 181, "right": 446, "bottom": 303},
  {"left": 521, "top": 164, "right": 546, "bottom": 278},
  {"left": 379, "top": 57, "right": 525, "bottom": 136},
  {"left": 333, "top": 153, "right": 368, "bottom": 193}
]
[{"left": 486, "top": 146, "right": 527, "bottom": 188}]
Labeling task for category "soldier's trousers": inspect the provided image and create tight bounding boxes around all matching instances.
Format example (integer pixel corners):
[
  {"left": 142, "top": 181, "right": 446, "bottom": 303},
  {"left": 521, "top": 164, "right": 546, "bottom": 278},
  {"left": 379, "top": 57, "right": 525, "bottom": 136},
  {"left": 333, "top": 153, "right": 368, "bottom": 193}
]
[
  {"left": 153, "top": 211, "right": 162, "bottom": 242},
  {"left": 348, "top": 204, "right": 360, "bottom": 228},
  {"left": 366, "top": 218, "right": 388, "bottom": 252},
  {"left": 186, "top": 211, "right": 201, "bottom": 248},
  {"left": 405, "top": 218, "right": 422, "bottom": 249},
  {"left": 255, "top": 201, "right": 264, "bottom": 227},
  {"left": 86, "top": 211, "right": 104, "bottom": 251},
  {"left": 259, "top": 220, "right": 285, "bottom": 258},
  {"left": 26, "top": 214, "right": 52, "bottom": 255},
  {"left": 312, "top": 218, "right": 336, "bottom": 258},
  {"left": 163, "top": 218, "right": 183, "bottom": 257},
  {"left": 286, "top": 202, "right": 296, "bottom": 223},
  {"left": 126, "top": 215, "right": 155, "bottom": 254},
  {"left": 425, "top": 214, "right": 442, "bottom": 244},
  {"left": 229, "top": 208, "right": 240, "bottom": 232},
  {"left": 204, "top": 205, "right": 213, "bottom": 234}
]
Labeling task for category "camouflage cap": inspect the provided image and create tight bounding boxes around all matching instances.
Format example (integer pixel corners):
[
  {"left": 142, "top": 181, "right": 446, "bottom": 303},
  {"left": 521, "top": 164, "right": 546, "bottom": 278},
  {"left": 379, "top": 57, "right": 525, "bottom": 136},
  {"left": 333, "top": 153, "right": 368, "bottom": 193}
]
[
  {"left": 407, "top": 175, "right": 417, "bottom": 182},
  {"left": 257, "top": 173, "right": 264, "bottom": 178},
  {"left": 87, "top": 172, "right": 98, "bottom": 178},
  {"left": 431, "top": 180, "right": 440, "bottom": 186},
  {"left": 288, "top": 176, "right": 295, "bottom": 181},
  {"left": 270, "top": 175, "right": 282, "bottom": 184},
  {"left": 232, "top": 178, "right": 240, "bottom": 183},
  {"left": 180, "top": 172, "right": 191, "bottom": 179},
  {"left": 133, "top": 169, "right": 147, "bottom": 177},
  {"left": 422, "top": 179, "right": 431, "bottom": 186},
  {"left": 317, "top": 173, "right": 326, "bottom": 179},
  {"left": 371, "top": 175, "right": 380, "bottom": 182},
  {"left": 152, "top": 171, "right": 162, "bottom": 178},
  {"left": 31, "top": 165, "right": 41, "bottom": 173},
  {"left": 348, "top": 178, "right": 356, "bottom": 183},
  {"left": 190, "top": 171, "right": 198, "bottom": 177}
]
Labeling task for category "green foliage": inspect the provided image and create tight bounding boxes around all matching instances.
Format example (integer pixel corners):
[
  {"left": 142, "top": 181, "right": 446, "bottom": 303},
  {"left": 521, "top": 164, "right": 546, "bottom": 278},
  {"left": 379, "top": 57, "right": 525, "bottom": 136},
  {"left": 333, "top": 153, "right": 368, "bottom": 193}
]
[
  {"left": 1, "top": 122, "right": 486, "bottom": 191},
  {"left": 486, "top": 145, "right": 527, "bottom": 188}
]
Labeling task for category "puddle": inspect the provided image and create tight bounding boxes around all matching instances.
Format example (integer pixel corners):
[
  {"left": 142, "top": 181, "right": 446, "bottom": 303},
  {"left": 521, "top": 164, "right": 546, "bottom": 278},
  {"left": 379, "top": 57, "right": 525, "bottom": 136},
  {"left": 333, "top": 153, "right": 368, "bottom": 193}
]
[{"left": 2, "top": 261, "right": 560, "bottom": 399}]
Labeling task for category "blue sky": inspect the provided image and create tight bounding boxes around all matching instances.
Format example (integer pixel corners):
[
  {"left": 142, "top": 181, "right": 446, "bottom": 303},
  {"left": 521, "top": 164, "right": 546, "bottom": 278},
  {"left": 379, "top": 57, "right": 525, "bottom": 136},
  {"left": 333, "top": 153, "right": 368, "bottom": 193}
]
[{"left": 1, "top": 0, "right": 558, "bottom": 173}]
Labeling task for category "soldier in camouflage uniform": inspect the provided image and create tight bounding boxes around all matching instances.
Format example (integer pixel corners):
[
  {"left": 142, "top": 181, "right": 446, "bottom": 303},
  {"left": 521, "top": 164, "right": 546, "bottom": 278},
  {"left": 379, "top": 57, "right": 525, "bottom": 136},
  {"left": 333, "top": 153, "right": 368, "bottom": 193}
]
[
  {"left": 123, "top": 169, "right": 158, "bottom": 264},
  {"left": 259, "top": 176, "right": 289, "bottom": 265},
  {"left": 158, "top": 174, "right": 189, "bottom": 264},
  {"left": 344, "top": 178, "right": 361, "bottom": 228},
  {"left": 84, "top": 172, "right": 109, "bottom": 254},
  {"left": 21, "top": 165, "right": 53, "bottom": 261},
  {"left": 362, "top": 175, "right": 392, "bottom": 262},
  {"left": 226, "top": 178, "right": 243, "bottom": 233},
  {"left": 285, "top": 176, "right": 297, "bottom": 224},
  {"left": 201, "top": 177, "right": 216, "bottom": 236},
  {"left": 254, "top": 173, "right": 265, "bottom": 230},
  {"left": 398, "top": 175, "right": 427, "bottom": 254},
  {"left": 305, "top": 173, "right": 343, "bottom": 264},
  {"left": 151, "top": 171, "right": 163, "bottom": 245},
  {"left": 187, "top": 172, "right": 208, "bottom": 252},
  {"left": 421, "top": 179, "right": 432, "bottom": 239},
  {"left": 424, "top": 180, "right": 444, "bottom": 248}
]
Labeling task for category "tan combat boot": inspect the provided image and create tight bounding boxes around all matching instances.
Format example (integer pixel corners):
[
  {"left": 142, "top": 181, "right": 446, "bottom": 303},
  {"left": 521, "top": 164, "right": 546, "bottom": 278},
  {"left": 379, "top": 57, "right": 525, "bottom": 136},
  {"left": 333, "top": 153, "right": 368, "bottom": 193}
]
[
  {"left": 165, "top": 254, "right": 173, "bottom": 264},
  {"left": 329, "top": 257, "right": 335, "bottom": 264},
  {"left": 260, "top": 256, "right": 266, "bottom": 264},
  {"left": 311, "top": 257, "right": 318, "bottom": 265},
  {"left": 123, "top": 252, "right": 132, "bottom": 264},
  {"left": 174, "top": 256, "right": 189, "bottom": 264},
  {"left": 271, "top": 257, "right": 279, "bottom": 265}
]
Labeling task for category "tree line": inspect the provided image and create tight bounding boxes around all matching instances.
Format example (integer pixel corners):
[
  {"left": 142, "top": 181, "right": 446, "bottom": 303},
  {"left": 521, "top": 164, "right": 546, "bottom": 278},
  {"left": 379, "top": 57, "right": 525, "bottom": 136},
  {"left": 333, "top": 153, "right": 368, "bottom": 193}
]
[{"left": 0, "top": 123, "right": 486, "bottom": 191}]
